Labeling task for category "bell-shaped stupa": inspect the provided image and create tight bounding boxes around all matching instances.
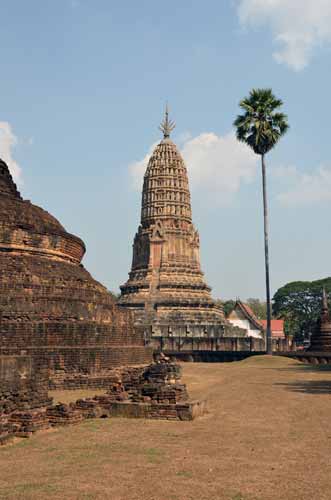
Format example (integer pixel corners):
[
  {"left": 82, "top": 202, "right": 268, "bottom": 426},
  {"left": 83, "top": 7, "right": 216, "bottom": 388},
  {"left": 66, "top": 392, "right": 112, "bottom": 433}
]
[
  {"left": 0, "top": 158, "right": 152, "bottom": 387},
  {"left": 119, "top": 108, "right": 227, "bottom": 338}
]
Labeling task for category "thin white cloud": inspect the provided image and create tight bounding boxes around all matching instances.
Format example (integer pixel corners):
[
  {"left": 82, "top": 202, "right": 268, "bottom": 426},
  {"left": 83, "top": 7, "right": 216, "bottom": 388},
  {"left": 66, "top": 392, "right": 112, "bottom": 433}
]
[
  {"left": 181, "top": 132, "right": 257, "bottom": 201},
  {"left": 0, "top": 122, "right": 22, "bottom": 183},
  {"left": 271, "top": 164, "right": 298, "bottom": 180},
  {"left": 129, "top": 132, "right": 258, "bottom": 204},
  {"left": 237, "top": 0, "right": 331, "bottom": 71},
  {"left": 277, "top": 164, "right": 331, "bottom": 205}
]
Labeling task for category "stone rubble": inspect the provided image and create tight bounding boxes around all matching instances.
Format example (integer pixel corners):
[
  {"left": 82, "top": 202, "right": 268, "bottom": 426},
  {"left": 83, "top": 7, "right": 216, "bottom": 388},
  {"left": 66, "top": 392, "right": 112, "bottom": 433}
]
[{"left": 0, "top": 356, "right": 206, "bottom": 445}]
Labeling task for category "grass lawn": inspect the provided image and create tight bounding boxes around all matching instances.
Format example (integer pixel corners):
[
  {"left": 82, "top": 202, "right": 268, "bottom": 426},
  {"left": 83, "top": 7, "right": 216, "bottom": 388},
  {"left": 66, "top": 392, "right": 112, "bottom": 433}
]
[{"left": 1, "top": 355, "right": 331, "bottom": 500}]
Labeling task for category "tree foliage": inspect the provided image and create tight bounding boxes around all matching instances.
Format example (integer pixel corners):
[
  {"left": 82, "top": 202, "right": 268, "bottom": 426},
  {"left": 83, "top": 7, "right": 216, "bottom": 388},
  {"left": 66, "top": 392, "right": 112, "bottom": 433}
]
[
  {"left": 246, "top": 298, "right": 267, "bottom": 319},
  {"left": 233, "top": 88, "right": 289, "bottom": 156},
  {"left": 221, "top": 300, "right": 236, "bottom": 318},
  {"left": 273, "top": 278, "right": 331, "bottom": 340},
  {"left": 234, "top": 88, "right": 289, "bottom": 355}
]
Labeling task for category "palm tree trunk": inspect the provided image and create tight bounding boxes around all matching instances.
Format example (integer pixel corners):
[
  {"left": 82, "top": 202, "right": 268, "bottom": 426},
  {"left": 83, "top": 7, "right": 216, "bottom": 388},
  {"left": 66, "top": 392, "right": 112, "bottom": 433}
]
[{"left": 261, "top": 154, "right": 272, "bottom": 355}]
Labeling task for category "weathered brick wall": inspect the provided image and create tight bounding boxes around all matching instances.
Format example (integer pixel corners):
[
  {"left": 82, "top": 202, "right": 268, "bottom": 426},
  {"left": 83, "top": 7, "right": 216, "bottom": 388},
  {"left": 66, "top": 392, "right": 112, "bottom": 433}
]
[
  {"left": 0, "top": 195, "right": 85, "bottom": 263},
  {"left": 0, "top": 356, "right": 50, "bottom": 411},
  {"left": 47, "top": 347, "right": 154, "bottom": 390},
  {"left": 0, "top": 355, "right": 51, "bottom": 444},
  {"left": 0, "top": 253, "right": 153, "bottom": 384}
]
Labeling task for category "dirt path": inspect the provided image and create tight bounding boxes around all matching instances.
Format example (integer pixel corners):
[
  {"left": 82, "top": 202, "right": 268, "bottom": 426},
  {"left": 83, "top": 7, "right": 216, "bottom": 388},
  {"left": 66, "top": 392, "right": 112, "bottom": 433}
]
[{"left": 1, "top": 355, "right": 331, "bottom": 500}]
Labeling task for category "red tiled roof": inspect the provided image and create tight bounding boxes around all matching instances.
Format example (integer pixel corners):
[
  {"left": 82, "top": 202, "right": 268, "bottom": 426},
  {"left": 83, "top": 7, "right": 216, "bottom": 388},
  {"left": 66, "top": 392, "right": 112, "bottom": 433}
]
[
  {"left": 260, "top": 319, "right": 284, "bottom": 331},
  {"left": 260, "top": 319, "right": 284, "bottom": 338}
]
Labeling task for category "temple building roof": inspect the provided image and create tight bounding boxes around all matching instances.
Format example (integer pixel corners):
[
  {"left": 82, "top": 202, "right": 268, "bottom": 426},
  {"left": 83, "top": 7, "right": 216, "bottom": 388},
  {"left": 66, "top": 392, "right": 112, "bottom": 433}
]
[{"left": 228, "top": 300, "right": 285, "bottom": 339}]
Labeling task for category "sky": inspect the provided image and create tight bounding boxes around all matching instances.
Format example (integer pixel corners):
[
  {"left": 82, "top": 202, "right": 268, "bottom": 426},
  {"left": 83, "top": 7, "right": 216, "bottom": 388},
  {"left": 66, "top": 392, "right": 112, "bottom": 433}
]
[{"left": 1, "top": 0, "right": 331, "bottom": 301}]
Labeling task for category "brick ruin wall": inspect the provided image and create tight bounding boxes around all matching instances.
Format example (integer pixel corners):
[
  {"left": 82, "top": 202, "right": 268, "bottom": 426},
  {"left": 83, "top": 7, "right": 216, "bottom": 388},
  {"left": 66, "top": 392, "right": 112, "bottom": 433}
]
[
  {"left": 0, "top": 355, "right": 205, "bottom": 445},
  {"left": 0, "top": 355, "right": 51, "bottom": 444},
  {"left": 0, "top": 253, "right": 153, "bottom": 387}
]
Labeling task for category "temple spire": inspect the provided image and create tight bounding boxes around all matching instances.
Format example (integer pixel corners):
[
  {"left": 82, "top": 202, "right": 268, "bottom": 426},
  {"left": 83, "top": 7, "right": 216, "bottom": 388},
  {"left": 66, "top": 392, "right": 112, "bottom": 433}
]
[
  {"left": 309, "top": 286, "right": 331, "bottom": 351},
  {"left": 159, "top": 104, "right": 175, "bottom": 139},
  {"left": 322, "top": 288, "right": 329, "bottom": 318}
]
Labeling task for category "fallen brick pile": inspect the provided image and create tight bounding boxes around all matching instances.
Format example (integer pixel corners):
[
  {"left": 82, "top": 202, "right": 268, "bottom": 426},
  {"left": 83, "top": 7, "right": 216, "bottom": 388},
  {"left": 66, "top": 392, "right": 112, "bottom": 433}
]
[
  {"left": 9, "top": 409, "right": 49, "bottom": 437},
  {"left": 120, "top": 360, "right": 189, "bottom": 404},
  {"left": 0, "top": 415, "right": 14, "bottom": 445}
]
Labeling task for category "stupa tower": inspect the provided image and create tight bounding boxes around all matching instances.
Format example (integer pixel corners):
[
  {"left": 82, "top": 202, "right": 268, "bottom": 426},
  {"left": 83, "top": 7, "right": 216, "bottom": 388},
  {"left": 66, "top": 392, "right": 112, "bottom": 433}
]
[
  {"left": 309, "top": 288, "right": 331, "bottom": 351},
  {"left": 119, "top": 108, "right": 226, "bottom": 337},
  {"left": 0, "top": 157, "right": 152, "bottom": 387}
]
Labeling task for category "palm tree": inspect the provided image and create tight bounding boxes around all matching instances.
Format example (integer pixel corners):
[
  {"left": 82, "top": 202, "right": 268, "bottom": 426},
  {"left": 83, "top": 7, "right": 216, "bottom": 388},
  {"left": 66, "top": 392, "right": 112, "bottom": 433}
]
[{"left": 234, "top": 88, "right": 289, "bottom": 355}]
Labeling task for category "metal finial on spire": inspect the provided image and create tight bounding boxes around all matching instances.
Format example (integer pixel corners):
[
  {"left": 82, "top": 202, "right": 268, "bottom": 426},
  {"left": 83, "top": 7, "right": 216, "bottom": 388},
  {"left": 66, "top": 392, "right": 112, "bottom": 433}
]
[{"left": 159, "top": 104, "right": 175, "bottom": 139}]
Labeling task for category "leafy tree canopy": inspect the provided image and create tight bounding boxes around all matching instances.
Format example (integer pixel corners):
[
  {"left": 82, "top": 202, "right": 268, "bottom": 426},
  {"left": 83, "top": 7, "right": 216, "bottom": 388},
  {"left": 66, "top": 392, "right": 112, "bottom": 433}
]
[
  {"left": 273, "top": 278, "right": 331, "bottom": 340},
  {"left": 246, "top": 298, "right": 267, "bottom": 319},
  {"left": 216, "top": 299, "right": 235, "bottom": 318}
]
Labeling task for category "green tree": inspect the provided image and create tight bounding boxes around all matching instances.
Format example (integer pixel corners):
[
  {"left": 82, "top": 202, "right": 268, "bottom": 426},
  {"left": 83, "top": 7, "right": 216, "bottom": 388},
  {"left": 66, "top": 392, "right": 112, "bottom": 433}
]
[
  {"left": 246, "top": 298, "right": 267, "bottom": 319},
  {"left": 273, "top": 278, "right": 331, "bottom": 340},
  {"left": 220, "top": 299, "right": 236, "bottom": 317},
  {"left": 234, "top": 88, "right": 289, "bottom": 354}
]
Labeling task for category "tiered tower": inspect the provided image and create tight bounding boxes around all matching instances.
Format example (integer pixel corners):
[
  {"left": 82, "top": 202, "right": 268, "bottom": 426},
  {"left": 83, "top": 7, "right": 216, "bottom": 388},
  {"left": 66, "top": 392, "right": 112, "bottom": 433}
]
[
  {"left": 309, "top": 289, "right": 331, "bottom": 351},
  {"left": 119, "top": 108, "right": 227, "bottom": 339}
]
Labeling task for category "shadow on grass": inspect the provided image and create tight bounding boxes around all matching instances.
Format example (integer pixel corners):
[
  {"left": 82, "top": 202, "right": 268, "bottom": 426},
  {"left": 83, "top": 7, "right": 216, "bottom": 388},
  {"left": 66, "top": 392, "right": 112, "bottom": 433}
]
[{"left": 276, "top": 380, "right": 331, "bottom": 394}]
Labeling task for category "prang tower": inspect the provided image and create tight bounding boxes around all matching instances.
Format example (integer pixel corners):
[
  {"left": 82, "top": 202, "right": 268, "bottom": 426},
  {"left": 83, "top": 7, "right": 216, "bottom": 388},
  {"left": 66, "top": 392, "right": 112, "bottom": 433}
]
[{"left": 119, "top": 108, "right": 226, "bottom": 337}]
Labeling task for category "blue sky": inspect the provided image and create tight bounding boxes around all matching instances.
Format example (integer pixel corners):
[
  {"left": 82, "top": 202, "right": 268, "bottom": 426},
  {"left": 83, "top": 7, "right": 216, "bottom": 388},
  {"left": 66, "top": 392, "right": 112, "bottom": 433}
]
[{"left": 1, "top": 0, "right": 331, "bottom": 300}]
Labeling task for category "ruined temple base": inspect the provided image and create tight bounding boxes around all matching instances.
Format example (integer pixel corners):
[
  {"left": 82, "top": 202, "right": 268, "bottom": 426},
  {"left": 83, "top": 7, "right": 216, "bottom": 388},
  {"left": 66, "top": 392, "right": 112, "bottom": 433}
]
[
  {"left": 107, "top": 399, "right": 206, "bottom": 420},
  {"left": 1, "top": 354, "right": 206, "bottom": 444},
  {"left": 276, "top": 351, "right": 331, "bottom": 365}
]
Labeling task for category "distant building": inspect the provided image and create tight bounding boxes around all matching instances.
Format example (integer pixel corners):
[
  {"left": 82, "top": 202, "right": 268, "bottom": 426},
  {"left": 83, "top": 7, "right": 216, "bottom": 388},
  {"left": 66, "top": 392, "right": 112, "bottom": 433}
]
[
  {"left": 227, "top": 301, "right": 264, "bottom": 339},
  {"left": 227, "top": 300, "right": 285, "bottom": 340},
  {"left": 260, "top": 320, "right": 285, "bottom": 340}
]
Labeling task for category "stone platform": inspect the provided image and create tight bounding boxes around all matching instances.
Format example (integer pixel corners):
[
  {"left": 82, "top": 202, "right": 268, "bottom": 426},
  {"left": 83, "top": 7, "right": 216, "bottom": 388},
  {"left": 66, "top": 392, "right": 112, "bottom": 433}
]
[{"left": 276, "top": 351, "right": 331, "bottom": 365}]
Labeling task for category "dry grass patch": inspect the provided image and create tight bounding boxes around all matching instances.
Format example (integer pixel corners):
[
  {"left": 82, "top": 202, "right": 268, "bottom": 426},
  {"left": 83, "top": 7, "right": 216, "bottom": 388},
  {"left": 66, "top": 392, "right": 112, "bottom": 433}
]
[{"left": 1, "top": 356, "right": 331, "bottom": 500}]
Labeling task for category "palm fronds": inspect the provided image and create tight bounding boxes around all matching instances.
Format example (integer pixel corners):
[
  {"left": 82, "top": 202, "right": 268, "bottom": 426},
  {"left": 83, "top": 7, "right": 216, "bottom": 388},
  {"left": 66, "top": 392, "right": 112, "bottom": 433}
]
[{"left": 233, "top": 88, "right": 289, "bottom": 155}]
